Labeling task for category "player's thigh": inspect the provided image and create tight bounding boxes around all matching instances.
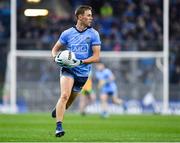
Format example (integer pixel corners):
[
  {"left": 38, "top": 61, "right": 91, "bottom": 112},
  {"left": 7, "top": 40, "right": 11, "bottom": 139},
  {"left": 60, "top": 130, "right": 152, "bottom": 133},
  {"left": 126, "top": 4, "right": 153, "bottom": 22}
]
[
  {"left": 80, "top": 93, "right": 86, "bottom": 102},
  {"left": 90, "top": 92, "right": 96, "bottom": 101},
  {"left": 100, "top": 93, "right": 108, "bottom": 101},
  {"left": 112, "top": 95, "right": 118, "bottom": 102},
  {"left": 60, "top": 75, "right": 74, "bottom": 96},
  {"left": 110, "top": 91, "right": 118, "bottom": 101}
]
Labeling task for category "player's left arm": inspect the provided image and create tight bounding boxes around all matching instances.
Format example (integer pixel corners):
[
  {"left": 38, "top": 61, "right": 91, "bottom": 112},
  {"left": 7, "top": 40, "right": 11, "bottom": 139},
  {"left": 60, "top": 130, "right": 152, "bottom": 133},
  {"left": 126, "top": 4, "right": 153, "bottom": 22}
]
[
  {"left": 82, "top": 45, "right": 101, "bottom": 64},
  {"left": 82, "top": 29, "right": 101, "bottom": 64}
]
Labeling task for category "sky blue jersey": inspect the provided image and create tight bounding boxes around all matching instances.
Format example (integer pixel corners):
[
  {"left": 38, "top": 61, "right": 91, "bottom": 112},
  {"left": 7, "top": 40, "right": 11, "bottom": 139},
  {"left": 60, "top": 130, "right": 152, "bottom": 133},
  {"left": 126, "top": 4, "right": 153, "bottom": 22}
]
[
  {"left": 96, "top": 68, "right": 117, "bottom": 93},
  {"left": 59, "top": 26, "right": 101, "bottom": 77}
]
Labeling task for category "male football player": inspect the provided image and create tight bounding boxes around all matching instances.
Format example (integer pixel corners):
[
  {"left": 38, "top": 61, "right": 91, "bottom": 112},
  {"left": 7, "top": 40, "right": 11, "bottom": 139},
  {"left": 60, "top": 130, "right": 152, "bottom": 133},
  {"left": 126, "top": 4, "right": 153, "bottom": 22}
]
[{"left": 51, "top": 5, "right": 101, "bottom": 137}]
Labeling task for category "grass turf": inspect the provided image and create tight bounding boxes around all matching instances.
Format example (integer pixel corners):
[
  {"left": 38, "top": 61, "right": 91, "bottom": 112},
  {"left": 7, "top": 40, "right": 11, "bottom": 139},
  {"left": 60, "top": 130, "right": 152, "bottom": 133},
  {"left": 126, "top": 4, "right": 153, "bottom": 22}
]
[{"left": 0, "top": 113, "right": 180, "bottom": 142}]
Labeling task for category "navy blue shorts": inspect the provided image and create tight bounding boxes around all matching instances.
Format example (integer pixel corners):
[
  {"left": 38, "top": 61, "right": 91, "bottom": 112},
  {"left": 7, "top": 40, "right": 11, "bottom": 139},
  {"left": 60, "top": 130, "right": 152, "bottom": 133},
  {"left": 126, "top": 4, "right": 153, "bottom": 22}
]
[{"left": 61, "top": 68, "right": 88, "bottom": 93}]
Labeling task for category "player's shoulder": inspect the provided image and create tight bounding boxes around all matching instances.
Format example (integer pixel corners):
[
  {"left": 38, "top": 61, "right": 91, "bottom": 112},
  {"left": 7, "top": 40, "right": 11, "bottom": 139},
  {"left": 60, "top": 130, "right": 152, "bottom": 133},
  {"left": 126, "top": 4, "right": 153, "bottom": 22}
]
[
  {"left": 88, "top": 27, "right": 99, "bottom": 34},
  {"left": 104, "top": 68, "right": 112, "bottom": 74},
  {"left": 62, "top": 27, "right": 74, "bottom": 34}
]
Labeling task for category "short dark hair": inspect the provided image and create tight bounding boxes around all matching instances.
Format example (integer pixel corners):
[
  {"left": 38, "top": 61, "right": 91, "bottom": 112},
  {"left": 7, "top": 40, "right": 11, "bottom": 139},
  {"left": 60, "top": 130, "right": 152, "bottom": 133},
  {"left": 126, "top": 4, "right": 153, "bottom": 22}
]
[{"left": 75, "top": 5, "right": 92, "bottom": 19}]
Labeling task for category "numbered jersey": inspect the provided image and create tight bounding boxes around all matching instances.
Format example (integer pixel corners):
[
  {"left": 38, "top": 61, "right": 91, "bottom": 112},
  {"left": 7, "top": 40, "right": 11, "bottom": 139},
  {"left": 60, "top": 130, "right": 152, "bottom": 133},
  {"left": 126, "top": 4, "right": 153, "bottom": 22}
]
[{"left": 59, "top": 26, "right": 101, "bottom": 77}]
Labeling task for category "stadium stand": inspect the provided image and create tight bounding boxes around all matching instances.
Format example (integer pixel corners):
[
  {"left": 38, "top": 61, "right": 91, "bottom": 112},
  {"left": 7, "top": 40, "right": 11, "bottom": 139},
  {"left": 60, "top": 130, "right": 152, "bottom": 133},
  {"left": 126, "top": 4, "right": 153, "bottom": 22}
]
[
  {"left": 17, "top": 0, "right": 163, "bottom": 51},
  {"left": 0, "top": 0, "right": 10, "bottom": 103}
]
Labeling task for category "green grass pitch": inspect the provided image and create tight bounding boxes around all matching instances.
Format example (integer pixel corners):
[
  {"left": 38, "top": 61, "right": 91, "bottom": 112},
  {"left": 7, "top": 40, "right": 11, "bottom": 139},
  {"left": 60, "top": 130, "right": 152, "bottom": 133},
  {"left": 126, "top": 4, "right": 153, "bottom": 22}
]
[{"left": 0, "top": 113, "right": 180, "bottom": 142}]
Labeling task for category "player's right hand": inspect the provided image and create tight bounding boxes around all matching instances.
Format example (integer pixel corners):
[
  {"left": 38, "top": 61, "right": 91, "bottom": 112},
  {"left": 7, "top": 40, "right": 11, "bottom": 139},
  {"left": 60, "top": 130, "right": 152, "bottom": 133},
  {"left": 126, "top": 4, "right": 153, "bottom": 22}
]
[
  {"left": 54, "top": 54, "right": 74, "bottom": 68},
  {"left": 54, "top": 54, "right": 66, "bottom": 67}
]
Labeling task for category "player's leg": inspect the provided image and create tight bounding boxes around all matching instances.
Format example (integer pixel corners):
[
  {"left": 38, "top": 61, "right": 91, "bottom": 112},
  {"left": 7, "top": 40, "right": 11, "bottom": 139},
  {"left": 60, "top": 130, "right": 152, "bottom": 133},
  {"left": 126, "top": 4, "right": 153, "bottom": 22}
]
[
  {"left": 111, "top": 91, "right": 123, "bottom": 105},
  {"left": 52, "top": 76, "right": 88, "bottom": 118},
  {"left": 66, "top": 76, "right": 88, "bottom": 110},
  {"left": 112, "top": 96, "right": 123, "bottom": 105},
  {"left": 66, "top": 91, "right": 79, "bottom": 109},
  {"left": 89, "top": 90, "right": 96, "bottom": 103},
  {"left": 100, "top": 93, "right": 109, "bottom": 118},
  {"left": 51, "top": 92, "right": 78, "bottom": 118},
  {"left": 78, "top": 91, "right": 87, "bottom": 115},
  {"left": 51, "top": 107, "right": 56, "bottom": 118},
  {"left": 55, "top": 75, "right": 74, "bottom": 137},
  {"left": 52, "top": 92, "right": 81, "bottom": 117}
]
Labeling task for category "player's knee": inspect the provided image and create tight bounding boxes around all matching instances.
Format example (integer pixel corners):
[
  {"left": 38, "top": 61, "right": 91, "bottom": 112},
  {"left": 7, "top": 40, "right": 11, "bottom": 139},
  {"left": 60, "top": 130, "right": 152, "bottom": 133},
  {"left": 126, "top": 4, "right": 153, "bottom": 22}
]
[
  {"left": 100, "top": 94, "right": 107, "bottom": 101},
  {"left": 60, "top": 93, "right": 69, "bottom": 103}
]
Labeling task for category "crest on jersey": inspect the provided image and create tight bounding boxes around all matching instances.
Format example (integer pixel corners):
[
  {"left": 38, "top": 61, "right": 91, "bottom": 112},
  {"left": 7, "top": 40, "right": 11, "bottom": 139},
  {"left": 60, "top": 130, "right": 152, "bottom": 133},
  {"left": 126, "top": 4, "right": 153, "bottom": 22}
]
[{"left": 85, "top": 37, "right": 91, "bottom": 44}]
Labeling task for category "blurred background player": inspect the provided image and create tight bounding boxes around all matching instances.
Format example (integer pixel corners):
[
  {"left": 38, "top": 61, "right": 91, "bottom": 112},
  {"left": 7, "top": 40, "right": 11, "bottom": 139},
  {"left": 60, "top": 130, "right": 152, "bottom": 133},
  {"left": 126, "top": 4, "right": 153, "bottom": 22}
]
[
  {"left": 79, "top": 73, "right": 96, "bottom": 115},
  {"left": 95, "top": 62, "right": 122, "bottom": 118}
]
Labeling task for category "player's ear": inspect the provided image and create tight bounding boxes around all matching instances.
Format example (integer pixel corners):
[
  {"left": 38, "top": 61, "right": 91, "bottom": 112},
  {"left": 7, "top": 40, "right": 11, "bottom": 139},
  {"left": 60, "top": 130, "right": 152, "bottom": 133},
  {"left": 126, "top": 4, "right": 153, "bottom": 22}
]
[{"left": 78, "top": 14, "right": 83, "bottom": 20}]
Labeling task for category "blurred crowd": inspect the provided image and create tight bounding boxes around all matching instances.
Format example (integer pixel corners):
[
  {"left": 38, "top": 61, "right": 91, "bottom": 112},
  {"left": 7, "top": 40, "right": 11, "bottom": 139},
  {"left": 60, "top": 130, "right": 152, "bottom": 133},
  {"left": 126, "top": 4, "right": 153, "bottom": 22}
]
[
  {"left": 169, "top": 0, "right": 180, "bottom": 84},
  {"left": 0, "top": 0, "right": 180, "bottom": 92},
  {"left": 0, "top": 0, "right": 10, "bottom": 90},
  {"left": 17, "top": 0, "right": 163, "bottom": 51},
  {"left": 0, "top": 0, "right": 10, "bottom": 39}
]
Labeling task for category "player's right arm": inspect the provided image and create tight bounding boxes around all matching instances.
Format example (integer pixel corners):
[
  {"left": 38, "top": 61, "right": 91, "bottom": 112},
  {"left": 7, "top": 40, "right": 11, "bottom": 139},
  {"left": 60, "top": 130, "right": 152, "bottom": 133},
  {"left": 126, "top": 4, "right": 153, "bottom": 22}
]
[{"left": 51, "top": 41, "right": 64, "bottom": 59}]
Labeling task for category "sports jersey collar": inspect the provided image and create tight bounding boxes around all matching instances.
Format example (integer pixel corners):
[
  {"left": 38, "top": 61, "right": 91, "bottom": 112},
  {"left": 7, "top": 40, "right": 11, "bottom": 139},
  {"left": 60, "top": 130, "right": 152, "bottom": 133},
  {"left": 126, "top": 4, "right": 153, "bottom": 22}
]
[{"left": 73, "top": 26, "right": 91, "bottom": 33}]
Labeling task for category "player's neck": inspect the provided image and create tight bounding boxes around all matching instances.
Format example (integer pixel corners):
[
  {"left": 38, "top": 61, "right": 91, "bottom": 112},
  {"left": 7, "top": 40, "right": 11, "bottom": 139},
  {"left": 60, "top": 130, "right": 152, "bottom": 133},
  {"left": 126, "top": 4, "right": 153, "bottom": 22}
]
[{"left": 75, "top": 23, "right": 87, "bottom": 32}]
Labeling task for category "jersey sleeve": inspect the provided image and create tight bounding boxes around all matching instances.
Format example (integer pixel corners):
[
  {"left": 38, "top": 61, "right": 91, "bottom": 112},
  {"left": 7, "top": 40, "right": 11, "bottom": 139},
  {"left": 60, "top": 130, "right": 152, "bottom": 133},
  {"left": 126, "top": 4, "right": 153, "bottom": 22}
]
[
  {"left": 91, "top": 30, "right": 101, "bottom": 46},
  {"left": 58, "top": 30, "right": 68, "bottom": 45}
]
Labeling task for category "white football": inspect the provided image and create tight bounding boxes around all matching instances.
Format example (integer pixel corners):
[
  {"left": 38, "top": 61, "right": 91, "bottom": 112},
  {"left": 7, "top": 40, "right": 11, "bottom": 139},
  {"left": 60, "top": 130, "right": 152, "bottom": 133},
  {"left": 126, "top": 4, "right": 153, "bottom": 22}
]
[{"left": 56, "top": 50, "right": 76, "bottom": 65}]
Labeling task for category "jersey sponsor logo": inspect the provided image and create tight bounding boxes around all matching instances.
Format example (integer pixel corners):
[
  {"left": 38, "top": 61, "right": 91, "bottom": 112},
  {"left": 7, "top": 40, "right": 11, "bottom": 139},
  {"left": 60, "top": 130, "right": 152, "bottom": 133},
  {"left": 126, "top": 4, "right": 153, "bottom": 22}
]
[{"left": 71, "top": 44, "right": 88, "bottom": 53}]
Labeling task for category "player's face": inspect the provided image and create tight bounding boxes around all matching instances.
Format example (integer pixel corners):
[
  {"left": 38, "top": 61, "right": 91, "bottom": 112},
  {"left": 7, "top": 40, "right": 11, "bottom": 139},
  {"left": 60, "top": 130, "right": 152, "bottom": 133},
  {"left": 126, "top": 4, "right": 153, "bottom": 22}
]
[{"left": 81, "top": 10, "right": 93, "bottom": 27}]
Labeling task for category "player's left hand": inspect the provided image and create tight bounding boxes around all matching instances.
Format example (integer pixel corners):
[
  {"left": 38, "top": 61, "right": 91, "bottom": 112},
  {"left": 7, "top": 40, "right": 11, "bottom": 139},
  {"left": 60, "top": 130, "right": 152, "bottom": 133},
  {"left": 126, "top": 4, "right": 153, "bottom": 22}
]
[{"left": 68, "top": 59, "right": 83, "bottom": 68}]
